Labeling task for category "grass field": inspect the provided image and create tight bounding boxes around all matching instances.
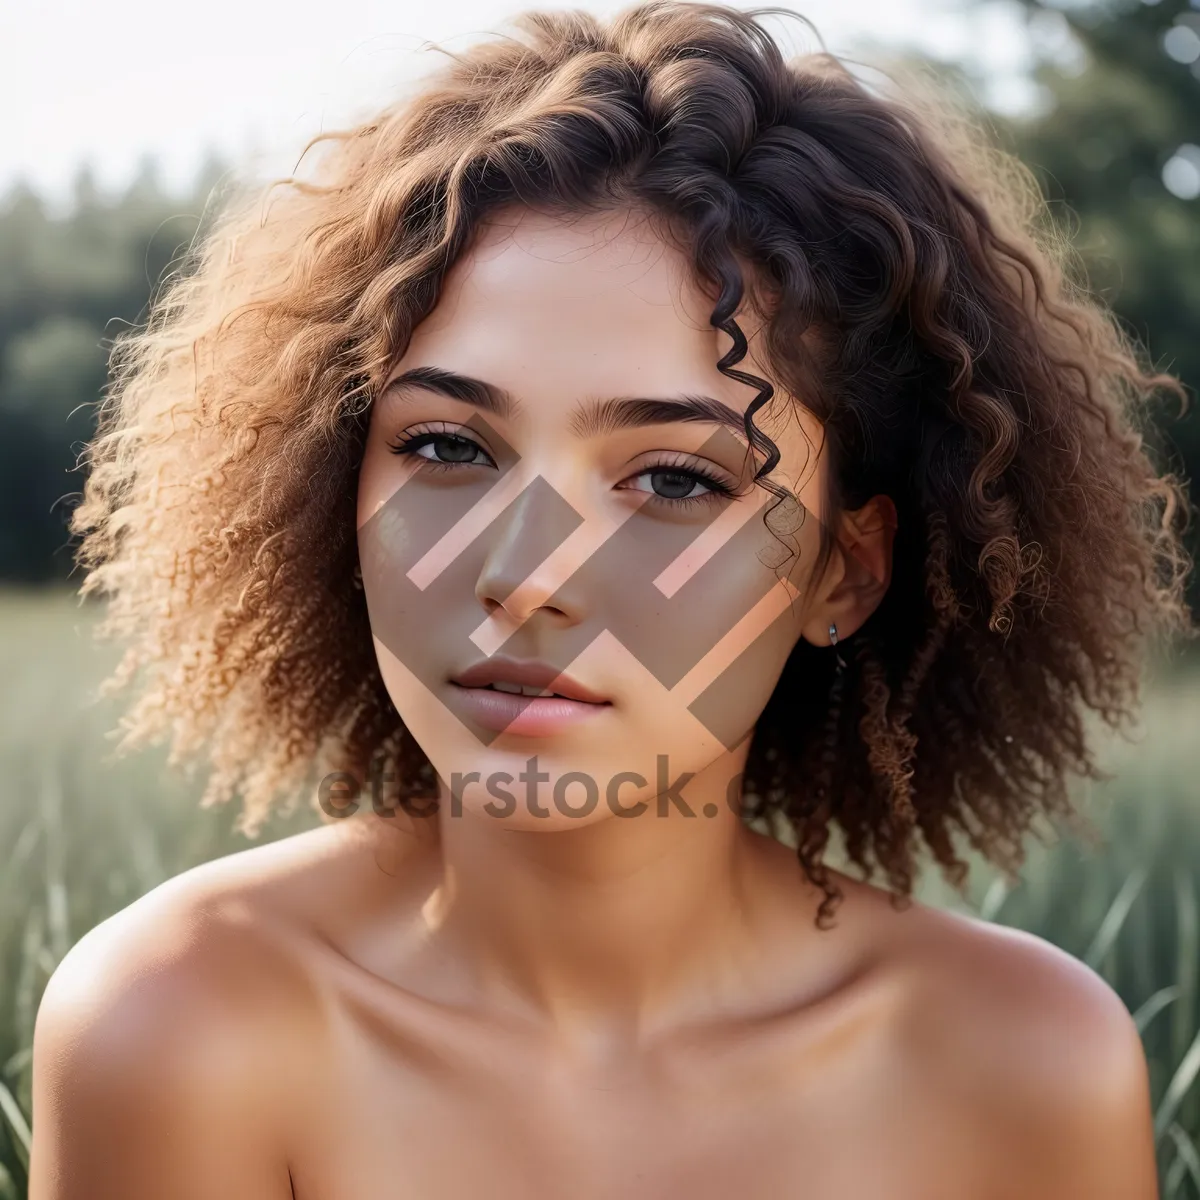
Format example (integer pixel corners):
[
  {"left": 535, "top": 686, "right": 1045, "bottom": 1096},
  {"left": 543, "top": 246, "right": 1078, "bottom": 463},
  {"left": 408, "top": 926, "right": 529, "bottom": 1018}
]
[{"left": 0, "top": 586, "right": 1198, "bottom": 1196}]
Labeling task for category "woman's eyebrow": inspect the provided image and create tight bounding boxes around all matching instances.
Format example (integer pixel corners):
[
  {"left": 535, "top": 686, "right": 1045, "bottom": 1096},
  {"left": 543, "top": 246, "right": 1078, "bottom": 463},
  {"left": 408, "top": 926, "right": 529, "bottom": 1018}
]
[
  {"left": 380, "top": 365, "right": 750, "bottom": 439},
  {"left": 381, "top": 366, "right": 517, "bottom": 418}
]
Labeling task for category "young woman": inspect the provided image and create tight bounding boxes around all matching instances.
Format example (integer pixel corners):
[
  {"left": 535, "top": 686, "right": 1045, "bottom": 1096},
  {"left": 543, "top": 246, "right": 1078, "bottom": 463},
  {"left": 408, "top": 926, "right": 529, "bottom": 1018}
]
[{"left": 29, "top": 2, "right": 1194, "bottom": 1196}]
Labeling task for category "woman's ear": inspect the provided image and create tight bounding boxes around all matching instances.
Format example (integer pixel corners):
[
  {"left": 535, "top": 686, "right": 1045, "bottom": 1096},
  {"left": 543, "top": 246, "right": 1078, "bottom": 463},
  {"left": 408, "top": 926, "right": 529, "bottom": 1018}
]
[{"left": 802, "top": 494, "right": 897, "bottom": 645}]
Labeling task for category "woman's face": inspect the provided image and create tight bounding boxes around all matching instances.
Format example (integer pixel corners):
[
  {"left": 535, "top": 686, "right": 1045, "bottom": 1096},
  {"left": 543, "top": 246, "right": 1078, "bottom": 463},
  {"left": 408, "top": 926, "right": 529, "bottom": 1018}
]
[{"left": 357, "top": 206, "right": 886, "bottom": 831}]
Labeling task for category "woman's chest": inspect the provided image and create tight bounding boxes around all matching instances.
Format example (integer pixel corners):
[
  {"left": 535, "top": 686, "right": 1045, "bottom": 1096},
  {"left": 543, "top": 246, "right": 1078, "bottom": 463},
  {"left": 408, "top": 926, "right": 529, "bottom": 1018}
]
[{"left": 283, "top": 997, "right": 999, "bottom": 1200}]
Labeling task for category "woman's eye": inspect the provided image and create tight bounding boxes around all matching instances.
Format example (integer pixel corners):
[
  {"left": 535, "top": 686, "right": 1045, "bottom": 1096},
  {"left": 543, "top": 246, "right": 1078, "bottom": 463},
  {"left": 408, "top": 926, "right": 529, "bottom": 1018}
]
[
  {"left": 625, "top": 467, "right": 733, "bottom": 506},
  {"left": 388, "top": 431, "right": 496, "bottom": 469},
  {"left": 634, "top": 470, "right": 713, "bottom": 500},
  {"left": 417, "top": 435, "right": 486, "bottom": 464}
]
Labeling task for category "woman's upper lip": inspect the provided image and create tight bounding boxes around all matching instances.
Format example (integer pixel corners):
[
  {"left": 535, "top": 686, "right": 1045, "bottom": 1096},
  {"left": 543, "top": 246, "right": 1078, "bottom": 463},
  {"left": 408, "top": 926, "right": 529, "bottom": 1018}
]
[{"left": 450, "top": 657, "right": 610, "bottom": 704}]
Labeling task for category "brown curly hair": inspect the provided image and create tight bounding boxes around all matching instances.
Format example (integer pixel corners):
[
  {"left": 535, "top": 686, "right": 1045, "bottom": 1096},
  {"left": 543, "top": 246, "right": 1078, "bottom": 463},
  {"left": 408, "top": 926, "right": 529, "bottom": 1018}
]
[{"left": 71, "top": 0, "right": 1196, "bottom": 927}]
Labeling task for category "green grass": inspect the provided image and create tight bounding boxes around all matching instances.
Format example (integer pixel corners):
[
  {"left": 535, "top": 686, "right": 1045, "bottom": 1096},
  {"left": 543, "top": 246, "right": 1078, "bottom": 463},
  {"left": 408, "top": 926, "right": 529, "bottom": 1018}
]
[
  {"left": 916, "top": 718, "right": 1200, "bottom": 1195},
  {"left": 0, "top": 587, "right": 318, "bottom": 1197},
  {"left": 0, "top": 586, "right": 1198, "bottom": 1196}
]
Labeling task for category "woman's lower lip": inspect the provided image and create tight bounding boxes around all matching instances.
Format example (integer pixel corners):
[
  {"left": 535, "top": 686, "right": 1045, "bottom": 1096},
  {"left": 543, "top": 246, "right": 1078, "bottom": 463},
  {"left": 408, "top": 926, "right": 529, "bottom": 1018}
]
[{"left": 446, "top": 683, "right": 612, "bottom": 736}]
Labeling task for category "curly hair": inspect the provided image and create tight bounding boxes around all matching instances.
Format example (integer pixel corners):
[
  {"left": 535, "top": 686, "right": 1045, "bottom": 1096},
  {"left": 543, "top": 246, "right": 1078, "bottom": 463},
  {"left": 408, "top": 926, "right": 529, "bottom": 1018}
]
[{"left": 71, "top": 0, "right": 1196, "bottom": 927}]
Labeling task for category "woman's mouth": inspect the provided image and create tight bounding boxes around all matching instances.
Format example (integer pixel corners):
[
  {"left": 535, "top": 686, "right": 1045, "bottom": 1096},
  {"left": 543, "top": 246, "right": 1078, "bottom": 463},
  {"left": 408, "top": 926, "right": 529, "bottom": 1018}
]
[
  {"left": 447, "top": 682, "right": 613, "bottom": 736},
  {"left": 446, "top": 659, "right": 613, "bottom": 736},
  {"left": 478, "top": 681, "right": 577, "bottom": 698}
]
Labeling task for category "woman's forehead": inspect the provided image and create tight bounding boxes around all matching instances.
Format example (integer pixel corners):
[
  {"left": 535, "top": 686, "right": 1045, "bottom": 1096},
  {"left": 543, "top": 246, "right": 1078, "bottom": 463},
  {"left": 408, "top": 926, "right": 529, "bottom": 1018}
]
[
  {"left": 422, "top": 208, "right": 716, "bottom": 344},
  {"left": 398, "top": 207, "right": 823, "bottom": 448}
]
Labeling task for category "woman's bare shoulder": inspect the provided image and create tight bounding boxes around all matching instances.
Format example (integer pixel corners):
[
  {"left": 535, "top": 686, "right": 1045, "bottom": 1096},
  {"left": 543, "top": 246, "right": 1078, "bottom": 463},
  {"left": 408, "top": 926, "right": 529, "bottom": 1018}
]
[
  {"left": 891, "top": 898, "right": 1147, "bottom": 1085},
  {"left": 36, "top": 820, "right": 384, "bottom": 1028},
  {"left": 27, "top": 823, "right": 378, "bottom": 1197},
  {"left": 35, "top": 825, "right": 362, "bottom": 1054},
  {"left": 871, "top": 892, "right": 1158, "bottom": 1197}
]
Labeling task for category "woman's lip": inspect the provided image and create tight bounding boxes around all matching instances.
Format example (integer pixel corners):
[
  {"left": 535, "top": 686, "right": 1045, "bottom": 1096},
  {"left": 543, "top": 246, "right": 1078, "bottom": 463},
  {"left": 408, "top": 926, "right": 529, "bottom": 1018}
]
[
  {"left": 451, "top": 658, "right": 609, "bottom": 704},
  {"left": 446, "top": 682, "right": 613, "bottom": 737}
]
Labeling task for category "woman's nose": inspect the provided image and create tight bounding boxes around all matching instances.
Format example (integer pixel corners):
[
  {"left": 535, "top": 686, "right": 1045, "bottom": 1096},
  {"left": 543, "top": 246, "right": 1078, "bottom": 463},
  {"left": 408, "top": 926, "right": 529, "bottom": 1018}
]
[{"left": 473, "top": 475, "right": 588, "bottom": 625}]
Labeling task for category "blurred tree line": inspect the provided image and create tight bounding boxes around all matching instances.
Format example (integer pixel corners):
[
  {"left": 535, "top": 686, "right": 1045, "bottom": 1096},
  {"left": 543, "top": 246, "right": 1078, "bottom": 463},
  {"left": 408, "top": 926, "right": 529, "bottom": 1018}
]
[
  {"left": 993, "top": 0, "right": 1200, "bottom": 580},
  {"left": 0, "top": 0, "right": 1196, "bottom": 600},
  {"left": 0, "top": 156, "right": 225, "bottom": 581}
]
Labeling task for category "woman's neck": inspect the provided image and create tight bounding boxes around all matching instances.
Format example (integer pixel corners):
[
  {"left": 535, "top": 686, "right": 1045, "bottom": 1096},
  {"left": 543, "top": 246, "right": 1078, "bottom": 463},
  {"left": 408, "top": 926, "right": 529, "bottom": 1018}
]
[{"left": 417, "top": 748, "right": 828, "bottom": 1051}]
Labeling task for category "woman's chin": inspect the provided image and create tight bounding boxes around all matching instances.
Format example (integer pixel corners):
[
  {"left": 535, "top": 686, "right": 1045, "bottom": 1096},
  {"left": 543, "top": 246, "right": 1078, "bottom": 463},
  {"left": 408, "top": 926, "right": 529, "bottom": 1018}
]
[
  {"left": 450, "top": 795, "right": 620, "bottom": 833},
  {"left": 430, "top": 758, "right": 637, "bottom": 828}
]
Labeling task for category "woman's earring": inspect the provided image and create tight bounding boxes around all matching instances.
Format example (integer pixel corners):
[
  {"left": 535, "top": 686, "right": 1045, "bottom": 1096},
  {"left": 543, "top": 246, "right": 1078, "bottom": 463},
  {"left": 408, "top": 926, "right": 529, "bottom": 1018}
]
[
  {"left": 352, "top": 563, "right": 364, "bottom": 590},
  {"left": 814, "top": 621, "right": 849, "bottom": 805},
  {"left": 829, "top": 622, "right": 846, "bottom": 672}
]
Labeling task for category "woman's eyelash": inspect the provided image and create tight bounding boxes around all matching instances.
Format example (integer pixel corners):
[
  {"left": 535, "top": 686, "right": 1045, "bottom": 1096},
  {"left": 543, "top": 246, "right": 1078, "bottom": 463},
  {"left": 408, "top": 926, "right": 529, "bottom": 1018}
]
[
  {"left": 625, "top": 460, "right": 737, "bottom": 507},
  {"left": 385, "top": 429, "right": 736, "bottom": 508},
  {"left": 386, "top": 429, "right": 496, "bottom": 470}
]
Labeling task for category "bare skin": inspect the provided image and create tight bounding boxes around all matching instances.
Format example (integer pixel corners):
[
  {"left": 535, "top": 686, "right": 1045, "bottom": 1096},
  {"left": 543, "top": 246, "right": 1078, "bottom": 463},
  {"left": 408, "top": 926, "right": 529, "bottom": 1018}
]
[
  {"left": 30, "top": 820, "right": 1156, "bottom": 1198},
  {"left": 29, "top": 206, "right": 1158, "bottom": 1198}
]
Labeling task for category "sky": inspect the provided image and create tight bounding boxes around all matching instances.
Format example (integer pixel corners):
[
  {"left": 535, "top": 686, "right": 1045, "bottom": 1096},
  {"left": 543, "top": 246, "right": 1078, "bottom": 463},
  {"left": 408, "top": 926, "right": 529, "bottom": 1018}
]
[{"left": 1, "top": 0, "right": 1038, "bottom": 207}]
